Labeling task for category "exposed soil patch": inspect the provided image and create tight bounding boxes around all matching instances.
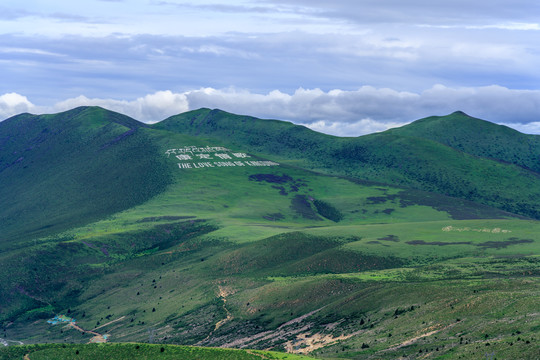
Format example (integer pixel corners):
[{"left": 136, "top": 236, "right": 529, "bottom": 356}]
[
  {"left": 220, "top": 307, "right": 325, "bottom": 349},
  {"left": 285, "top": 331, "right": 362, "bottom": 354}
]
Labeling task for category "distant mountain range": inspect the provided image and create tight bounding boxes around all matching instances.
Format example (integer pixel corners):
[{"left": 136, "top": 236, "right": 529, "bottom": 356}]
[
  {"left": 158, "top": 108, "right": 540, "bottom": 218},
  {"left": 2, "top": 106, "right": 537, "bottom": 243},
  {"left": 0, "top": 107, "right": 538, "bottom": 360}
]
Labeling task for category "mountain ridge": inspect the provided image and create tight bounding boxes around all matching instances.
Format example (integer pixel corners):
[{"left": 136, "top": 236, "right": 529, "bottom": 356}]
[
  {"left": 153, "top": 107, "right": 540, "bottom": 219},
  {"left": 0, "top": 106, "right": 538, "bottom": 360},
  {"left": 0, "top": 106, "right": 171, "bottom": 243},
  {"left": 386, "top": 110, "right": 540, "bottom": 173}
]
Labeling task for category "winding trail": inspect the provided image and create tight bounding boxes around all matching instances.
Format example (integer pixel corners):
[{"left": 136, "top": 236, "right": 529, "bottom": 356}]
[
  {"left": 67, "top": 316, "right": 125, "bottom": 343},
  {"left": 68, "top": 322, "right": 108, "bottom": 343},
  {"left": 214, "top": 286, "right": 234, "bottom": 331},
  {"left": 48, "top": 314, "right": 123, "bottom": 344},
  {"left": 91, "top": 316, "right": 126, "bottom": 332},
  {"left": 383, "top": 321, "right": 460, "bottom": 352},
  {"left": 195, "top": 285, "right": 235, "bottom": 346}
]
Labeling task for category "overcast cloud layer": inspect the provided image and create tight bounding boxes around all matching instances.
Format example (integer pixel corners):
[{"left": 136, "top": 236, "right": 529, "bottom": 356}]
[{"left": 2, "top": 1, "right": 540, "bottom": 135}]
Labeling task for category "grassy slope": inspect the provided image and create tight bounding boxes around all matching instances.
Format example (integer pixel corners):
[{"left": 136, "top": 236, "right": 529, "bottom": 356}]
[
  {"left": 3, "top": 137, "right": 538, "bottom": 359},
  {"left": 155, "top": 108, "right": 540, "bottom": 219},
  {"left": 0, "top": 343, "right": 315, "bottom": 360},
  {"left": 387, "top": 111, "right": 540, "bottom": 173},
  {"left": 0, "top": 107, "right": 538, "bottom": 360},
  {"left": 0, "top": 106, "right": 173, "bottom": 244}
]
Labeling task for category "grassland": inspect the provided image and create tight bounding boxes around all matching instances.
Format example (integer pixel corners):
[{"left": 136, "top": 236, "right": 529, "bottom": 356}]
[
  {"left": 0, "top": 343, "right": 316, "bottom": 359},
  {"left": 0, "top": 107, "right": 538, "bottom": 359},
  {"left": 156, "top": 108, "right": 540, "bottom": 219},
  {"left": 3, "top": 158, "right": 537, "bottom": 359}
]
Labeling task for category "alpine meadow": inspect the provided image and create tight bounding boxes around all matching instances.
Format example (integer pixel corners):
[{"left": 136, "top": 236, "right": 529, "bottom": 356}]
[{"left": 0, "top": 106, "right": 538, "bottom": 360}]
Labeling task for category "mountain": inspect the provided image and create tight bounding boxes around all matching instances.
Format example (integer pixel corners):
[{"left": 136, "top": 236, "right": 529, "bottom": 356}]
[
  {"left": 156, "top": 108, "right": 540, "bottom": 219},
  {"left": 0, "top": 107, "right": 538, "bottom": 360},
  {"left": 387, "top": 111, "right": 540, "bottom": 173},
  {"left": 0, "top": 107, "right": 172, "bottom": 243}
]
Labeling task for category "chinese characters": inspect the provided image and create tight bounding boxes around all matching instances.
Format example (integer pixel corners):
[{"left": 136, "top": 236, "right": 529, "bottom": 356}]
[{"left": 166, "top": 146, "right": 279, "bottom": 170}]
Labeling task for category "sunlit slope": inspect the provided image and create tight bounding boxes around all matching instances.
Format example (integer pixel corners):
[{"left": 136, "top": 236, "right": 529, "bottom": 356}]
[
  {"left": 0, "top": 107, "right": 538, "bottom": 360},
  {"left": 155, "top": 108, "right": 540, "bottom": 218},
  {"left": 0, "top": 107, "right": 172, "bottom": 244},
  {"left": 4, "top": 207, "right": 537, "bottom": 359},
  {"left": 0, "top": 134, "right": 523, "bottom": 326},
  {"left": 386, "top": 110, "right": 540, "bottom": 173},
  {"left": 79, "top": 132, "right": 520, "bottom": 243}
]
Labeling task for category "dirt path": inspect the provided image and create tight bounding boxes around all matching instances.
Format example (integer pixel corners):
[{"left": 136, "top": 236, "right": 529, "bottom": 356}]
[
  {"left": 67, "top": 319, "right": 117, "bottom": 344},
  {"left": 68, "top": 322, "right": 101, "bottom": 337},
  {"left": 2, "top": 338, "right": 23, "bottom": 346},
  {"left": 195, "top": 285, "right": 236, "bottom": 346},
  {"left": 68, "top": 322, "right": 108, "bottom": 343},
  {"left": 23, "top": 354, "right": 30, "bottom": 360},
  {"left": 91, "top": 316, "right": 126, "bottom": 332},
  {"left": 214, "top": 286, "right": 234, "bottom": 331},
  {"left": 384, "top": 321, "right": 460, "bottom": 352}
]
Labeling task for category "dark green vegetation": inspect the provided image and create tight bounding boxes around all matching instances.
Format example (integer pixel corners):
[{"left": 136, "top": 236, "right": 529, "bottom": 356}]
[
  {"left": 0, "top": 107, "right": 171, "bottom": 243},
  {"left": 0, "top": 343, "right": 314, "bottom": 359},
  {"left": 0, "top": 107, "right": 538, "bottom": 360},
  {"left": 157, "top": 108, "right": 540, "bottom": 219},
  {"left": 387, "top": 111, "right": 540, "bottom": 173}
]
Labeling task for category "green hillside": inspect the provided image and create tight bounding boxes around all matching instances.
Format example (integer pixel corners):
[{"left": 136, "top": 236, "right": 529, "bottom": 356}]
[
  {"left": 0, "top": 107, "right": 172, "bottom": 243},
  {"left": 155, "top": 109, "right": 540, "bottom": 219},
  {"left": 0, "top": 343, "right": 315, "bottom": 360},
  {"left": 387, "top": 111, "right": 540, "bottom": 173},
  {"left": 0, "top": 107, "right": 538, "bottom": 360}
]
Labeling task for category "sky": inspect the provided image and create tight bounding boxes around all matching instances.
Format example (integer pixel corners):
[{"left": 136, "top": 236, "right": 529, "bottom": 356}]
[{"left": 1, "top": 0, "right": 540, "bottom": 136}]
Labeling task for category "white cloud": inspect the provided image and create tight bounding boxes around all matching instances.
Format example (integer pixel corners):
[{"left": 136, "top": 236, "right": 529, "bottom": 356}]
[
  {"left": 0, "top": 93, "right": 35, "bottom": 119},
  {"left": 51, "top": 91, "right": 189, "bottom": 122},
  {"left": 304, "top": 118, "right": 408, "bottom": 137},
  {"left": 3, "top": 85, "right": 540, "bottom": 136},
  {"left": 499, "top": 122, "right": 540, "bottom": 134}
]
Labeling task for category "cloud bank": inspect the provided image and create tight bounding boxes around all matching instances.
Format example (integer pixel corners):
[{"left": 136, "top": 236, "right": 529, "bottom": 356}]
[
  {"left": 2, "top": 85, "right": 540, "bottom": 136},
  {"left": 2, "top": 2, "right": 540, "bottom": 137},
  {"left": 0, "top": 93, "right": 34, "bottom": 118}
]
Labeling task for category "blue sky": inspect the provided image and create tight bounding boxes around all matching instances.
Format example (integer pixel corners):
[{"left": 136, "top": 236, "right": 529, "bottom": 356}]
[{"left": 1, "top": 0, "right": 540, "bottom": 135}]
